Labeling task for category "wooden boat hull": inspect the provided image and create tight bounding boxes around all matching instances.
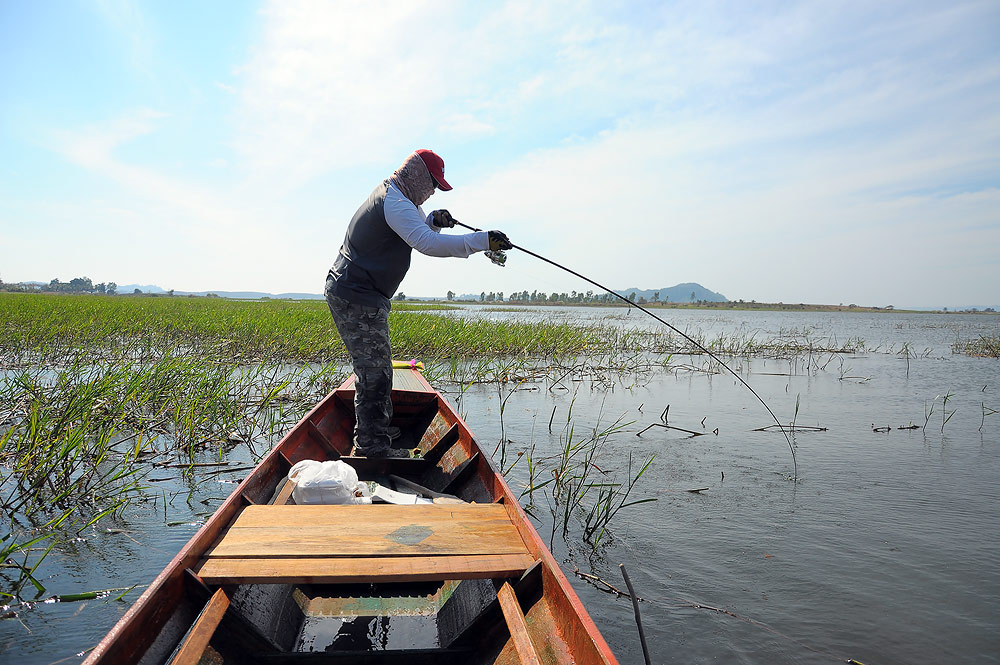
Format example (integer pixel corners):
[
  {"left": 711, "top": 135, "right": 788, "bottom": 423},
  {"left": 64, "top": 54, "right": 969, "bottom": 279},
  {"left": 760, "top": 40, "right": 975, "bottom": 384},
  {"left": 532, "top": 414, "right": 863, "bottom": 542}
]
[{"left": 84, "top": 369, "right": 619, "bottom": 664}]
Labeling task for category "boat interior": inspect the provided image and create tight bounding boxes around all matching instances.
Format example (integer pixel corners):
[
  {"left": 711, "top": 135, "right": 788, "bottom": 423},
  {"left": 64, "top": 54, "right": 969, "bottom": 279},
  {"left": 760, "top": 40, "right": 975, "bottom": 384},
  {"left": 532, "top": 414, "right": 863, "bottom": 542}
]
[{"left": 102, "top": 369, "right": 613, "bottom": 665}]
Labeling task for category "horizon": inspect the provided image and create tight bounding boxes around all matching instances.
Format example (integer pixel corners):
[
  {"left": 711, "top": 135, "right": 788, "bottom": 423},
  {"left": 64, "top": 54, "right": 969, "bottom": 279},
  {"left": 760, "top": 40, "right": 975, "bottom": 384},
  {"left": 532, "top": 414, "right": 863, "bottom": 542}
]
[
  {"left": 5, "top": 276, "right": 996, "bottom": 312},
  {"left": 2, "top": 2, "right": 998, "bottom": 306}
]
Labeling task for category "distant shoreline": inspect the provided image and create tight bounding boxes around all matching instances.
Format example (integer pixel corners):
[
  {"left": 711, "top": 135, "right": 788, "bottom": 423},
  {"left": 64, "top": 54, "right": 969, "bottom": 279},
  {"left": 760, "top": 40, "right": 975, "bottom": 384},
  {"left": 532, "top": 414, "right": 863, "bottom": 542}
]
[
  {"left": 422, "top": 299, "right": 997, "bottom": 315},
  {"left": 3, "top": 289, "right": 996, "bottom": 314}
]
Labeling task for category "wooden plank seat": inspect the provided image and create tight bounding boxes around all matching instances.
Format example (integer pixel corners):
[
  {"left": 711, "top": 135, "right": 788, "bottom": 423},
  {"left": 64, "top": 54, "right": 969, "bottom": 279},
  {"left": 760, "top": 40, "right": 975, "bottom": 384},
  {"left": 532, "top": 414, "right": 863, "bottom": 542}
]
[{"left": 196, "top": 504, "right": 534, "bottom": 585}]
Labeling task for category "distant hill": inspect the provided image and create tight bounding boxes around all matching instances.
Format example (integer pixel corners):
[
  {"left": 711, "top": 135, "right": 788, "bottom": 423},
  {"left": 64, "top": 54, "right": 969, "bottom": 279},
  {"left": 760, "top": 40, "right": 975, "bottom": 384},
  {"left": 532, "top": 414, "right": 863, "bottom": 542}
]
[
  {"left": 115, "top": 285, "right": 323, "bottom": 300},
  {"left": 119, "top": 284, "right": 166, "bottom": 294},
  {"left": 618, "top": 283, "right": 727, "bottom": 303},
  {"left": 175, "top": 290, "right": 325, "bottom": 300}
]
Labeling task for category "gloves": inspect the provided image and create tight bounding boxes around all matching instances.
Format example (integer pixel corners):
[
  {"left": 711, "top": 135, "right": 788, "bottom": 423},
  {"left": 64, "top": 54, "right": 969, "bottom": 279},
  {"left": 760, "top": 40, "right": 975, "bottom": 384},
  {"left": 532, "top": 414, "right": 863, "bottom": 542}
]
[
  {"left": 489, "top": 230, "right": 512, "bottom": 251},
  {"left": 430, "top": 209, "right": 455, "bottom": 228}
]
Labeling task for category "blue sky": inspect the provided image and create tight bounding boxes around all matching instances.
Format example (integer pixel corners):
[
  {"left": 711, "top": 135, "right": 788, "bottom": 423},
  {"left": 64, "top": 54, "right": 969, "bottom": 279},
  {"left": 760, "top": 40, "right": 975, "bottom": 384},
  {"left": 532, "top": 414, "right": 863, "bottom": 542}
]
[{"left": 2, "top": 1, "right": 998, "bottom": 306}]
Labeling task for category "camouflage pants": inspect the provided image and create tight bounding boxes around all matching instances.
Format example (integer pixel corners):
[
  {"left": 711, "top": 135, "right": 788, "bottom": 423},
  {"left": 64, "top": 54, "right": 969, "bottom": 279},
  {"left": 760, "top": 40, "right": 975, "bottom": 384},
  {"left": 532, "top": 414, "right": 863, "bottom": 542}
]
[{"left": 324, "top": 291, "right": 393, "bottom": 452}]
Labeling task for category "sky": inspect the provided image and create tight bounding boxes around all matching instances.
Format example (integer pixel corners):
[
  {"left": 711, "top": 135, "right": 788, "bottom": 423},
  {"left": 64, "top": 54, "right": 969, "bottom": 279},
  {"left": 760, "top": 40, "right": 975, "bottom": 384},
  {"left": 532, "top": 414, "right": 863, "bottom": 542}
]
[{"left": 1, "top": 1, "right": 998, "bottom": 307}]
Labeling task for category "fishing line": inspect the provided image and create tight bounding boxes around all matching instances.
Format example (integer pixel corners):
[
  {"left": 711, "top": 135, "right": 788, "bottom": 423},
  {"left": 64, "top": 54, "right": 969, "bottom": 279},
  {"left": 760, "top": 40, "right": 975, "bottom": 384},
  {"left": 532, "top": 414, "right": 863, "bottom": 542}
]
[{"left": 455, "top": 220, "right": 797, "bottom": 479}]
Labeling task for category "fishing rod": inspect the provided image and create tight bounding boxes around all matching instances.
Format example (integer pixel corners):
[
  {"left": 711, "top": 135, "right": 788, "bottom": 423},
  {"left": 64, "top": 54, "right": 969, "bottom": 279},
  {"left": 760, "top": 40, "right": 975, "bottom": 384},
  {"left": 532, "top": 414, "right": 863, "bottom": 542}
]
[{"left": 455, "top": 219, "right": 797, "bottom": 480}]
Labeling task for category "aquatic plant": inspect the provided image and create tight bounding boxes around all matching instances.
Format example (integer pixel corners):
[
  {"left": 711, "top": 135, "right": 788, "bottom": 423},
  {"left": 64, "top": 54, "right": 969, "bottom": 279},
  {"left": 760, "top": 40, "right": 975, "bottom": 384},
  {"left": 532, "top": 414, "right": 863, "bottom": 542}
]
[
  {"left": 1, "top": 527, "right": 57, "bottom": 599},
  {"left": 952, "top": 334, "right": 1000, "bottom": 357},
  {"left": 582, "top": 452, "right": 656, "bottom": 546},
  {"left": 505, "top": 410, "right": 655, "bottom": 550},
  {"left": 940, "top": 391, "right": 957, "bottom": 432},
  {"left": 921, "top": 392, "right": 957, "bottom": 433},
  {"left": 981, "top": 403, "right": 998, "bottom": 431}
]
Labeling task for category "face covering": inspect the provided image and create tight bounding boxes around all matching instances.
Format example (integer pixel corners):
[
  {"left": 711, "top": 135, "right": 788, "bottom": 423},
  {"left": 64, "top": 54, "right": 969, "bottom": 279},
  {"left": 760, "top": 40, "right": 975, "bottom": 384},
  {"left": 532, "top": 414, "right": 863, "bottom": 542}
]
[{"left": 389, "top": 152, "right": 436, "bottom": 206}]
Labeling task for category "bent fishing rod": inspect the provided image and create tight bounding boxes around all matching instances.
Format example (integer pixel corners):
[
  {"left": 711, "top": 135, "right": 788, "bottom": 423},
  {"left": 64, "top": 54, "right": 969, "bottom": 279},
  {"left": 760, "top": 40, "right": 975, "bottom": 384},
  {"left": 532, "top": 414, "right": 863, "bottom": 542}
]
[{"left": 454, "top": 219, "right": 797, "bottom": 480}]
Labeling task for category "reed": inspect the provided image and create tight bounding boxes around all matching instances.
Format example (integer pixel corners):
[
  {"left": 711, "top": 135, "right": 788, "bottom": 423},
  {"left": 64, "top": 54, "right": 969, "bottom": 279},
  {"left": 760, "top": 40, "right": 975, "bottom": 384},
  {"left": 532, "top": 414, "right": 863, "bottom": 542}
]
[
  {"left": 953, "top": 334, "right": 1000, "bottom": 358},
  {"left": 940, "top": 391, "right": 957, "bottom": 432},
  {"left": 504, "top": 409, "right": 655, "bottom": 550},
  {"left": 0, "top": 293, "right": 596, "bottom": 364},
  {"left": 1, "top": 530, "right": 55, "bottom": 599},
  {"left": 582, "top": 452, "right": 656, "bottom": 546},
  {"left": 1, "top": 293, "right": 874, "bottom": 368}
]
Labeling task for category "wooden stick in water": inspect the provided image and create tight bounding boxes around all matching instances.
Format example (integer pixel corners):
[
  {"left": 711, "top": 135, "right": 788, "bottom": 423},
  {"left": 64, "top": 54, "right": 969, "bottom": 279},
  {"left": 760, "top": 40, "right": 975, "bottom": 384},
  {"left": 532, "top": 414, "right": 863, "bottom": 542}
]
[{"left": 619, "top": 563, "right": 651, "bottom": 665}]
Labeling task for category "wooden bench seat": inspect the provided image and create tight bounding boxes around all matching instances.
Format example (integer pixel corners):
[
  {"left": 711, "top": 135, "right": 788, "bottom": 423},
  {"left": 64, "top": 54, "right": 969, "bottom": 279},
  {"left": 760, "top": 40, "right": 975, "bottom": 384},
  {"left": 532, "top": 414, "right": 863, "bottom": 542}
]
[{"left": 196, "top": 504, "right": 533, "bottom": 585}]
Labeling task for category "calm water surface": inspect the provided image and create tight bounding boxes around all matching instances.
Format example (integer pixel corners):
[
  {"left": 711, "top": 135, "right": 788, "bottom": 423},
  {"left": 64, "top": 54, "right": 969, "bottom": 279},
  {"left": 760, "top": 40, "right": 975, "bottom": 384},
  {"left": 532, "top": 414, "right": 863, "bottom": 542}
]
[{"left": 3, "top": 309, "right": 998, "bottom": 664}]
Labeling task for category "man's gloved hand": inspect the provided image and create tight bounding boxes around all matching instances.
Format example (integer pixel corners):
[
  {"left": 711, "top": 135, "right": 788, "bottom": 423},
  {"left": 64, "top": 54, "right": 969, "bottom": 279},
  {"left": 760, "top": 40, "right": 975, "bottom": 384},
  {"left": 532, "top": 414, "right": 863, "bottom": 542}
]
[
  {"left": 430, "top": 209, "right": 455, "bottom": 228},
  {"left": 488, "top": 231, "right": 512, "bottom": 251}
]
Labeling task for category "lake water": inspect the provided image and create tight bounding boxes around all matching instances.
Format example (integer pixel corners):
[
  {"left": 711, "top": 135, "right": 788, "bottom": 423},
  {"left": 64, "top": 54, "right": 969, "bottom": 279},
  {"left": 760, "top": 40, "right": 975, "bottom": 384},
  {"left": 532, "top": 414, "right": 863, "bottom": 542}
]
[{"left": 3, "top": 308, "right": 998, "bottom": 664}]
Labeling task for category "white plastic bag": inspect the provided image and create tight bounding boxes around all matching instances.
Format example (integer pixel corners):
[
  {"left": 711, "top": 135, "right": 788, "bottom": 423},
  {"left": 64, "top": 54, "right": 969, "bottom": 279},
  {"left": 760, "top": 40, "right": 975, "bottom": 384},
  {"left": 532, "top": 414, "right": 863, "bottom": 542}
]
[{"left": 287, "top": 460, "right": 372, "bottom": 505}]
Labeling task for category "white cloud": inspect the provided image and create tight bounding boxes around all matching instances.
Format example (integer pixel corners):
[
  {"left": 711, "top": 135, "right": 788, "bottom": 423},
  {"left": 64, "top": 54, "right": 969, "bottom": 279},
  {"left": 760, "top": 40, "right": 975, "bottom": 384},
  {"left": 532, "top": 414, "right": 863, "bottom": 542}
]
[
  {"left": 441, "top": 113, "right": 496, "bottom": 138},
  {"left": 231, "top": 1, "right": 471, "bottom": 194},
  {"left": 94, "top": 0, "right": 155, "bottom": 75},
  {"left": 53, "top": 108, "right": 167, "bottom": 168},
  {"left": 41, "top": 109, "right": 311, "bottom": 291},
  {"left": 52, "top": 109, "right": 243, "bottom": 231}
]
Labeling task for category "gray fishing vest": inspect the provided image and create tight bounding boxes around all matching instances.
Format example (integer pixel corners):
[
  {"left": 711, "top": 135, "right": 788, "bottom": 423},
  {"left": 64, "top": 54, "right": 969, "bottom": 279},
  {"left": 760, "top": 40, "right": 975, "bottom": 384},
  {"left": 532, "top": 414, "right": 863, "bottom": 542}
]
[{"left": 327, "top": 180, "right": 412, "bottom": 310}]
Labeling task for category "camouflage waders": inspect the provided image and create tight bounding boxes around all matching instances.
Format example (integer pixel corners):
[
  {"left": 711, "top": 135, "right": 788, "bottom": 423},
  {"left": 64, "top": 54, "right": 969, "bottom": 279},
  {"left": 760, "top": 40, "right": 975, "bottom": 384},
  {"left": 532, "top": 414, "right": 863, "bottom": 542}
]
[{"left": 324, "top": 289, "right": 393, "bottom": 453}]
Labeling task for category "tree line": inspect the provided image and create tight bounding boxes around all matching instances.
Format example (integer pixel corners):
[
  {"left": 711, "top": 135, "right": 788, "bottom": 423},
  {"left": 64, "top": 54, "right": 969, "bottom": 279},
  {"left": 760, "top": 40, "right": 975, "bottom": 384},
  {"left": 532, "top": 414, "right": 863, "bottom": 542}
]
[
  {"left": 445, "top": 289, "right": 688, "bottom": 305},
  {"left": 1, "top": 276, "right": 119, "bottom": 295}
]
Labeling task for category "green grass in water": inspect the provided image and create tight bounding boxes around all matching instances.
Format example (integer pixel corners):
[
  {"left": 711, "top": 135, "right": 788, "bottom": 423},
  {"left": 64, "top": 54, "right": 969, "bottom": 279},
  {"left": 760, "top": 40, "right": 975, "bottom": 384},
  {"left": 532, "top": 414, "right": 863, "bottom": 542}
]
[{"left": 0, "top": 293, "right": 594, "bottom": 363}]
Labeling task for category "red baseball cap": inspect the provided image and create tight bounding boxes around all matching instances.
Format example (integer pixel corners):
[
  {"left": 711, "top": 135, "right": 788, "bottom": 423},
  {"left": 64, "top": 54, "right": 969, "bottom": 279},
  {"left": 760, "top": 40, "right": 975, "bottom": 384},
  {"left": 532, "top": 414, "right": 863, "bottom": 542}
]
[{"left": 415, "top": 149, "right": 453, "bottom": 191}]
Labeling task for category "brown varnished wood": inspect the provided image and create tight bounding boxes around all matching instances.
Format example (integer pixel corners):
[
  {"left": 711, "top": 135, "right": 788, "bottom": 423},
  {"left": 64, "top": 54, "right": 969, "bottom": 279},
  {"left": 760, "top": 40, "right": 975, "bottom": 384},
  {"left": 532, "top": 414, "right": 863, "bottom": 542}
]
[
  {"left": 268, "top": 478, "right": 295, "bottom": 505},
  {"left": 340, "top": 455, "right": 428, "bottom": 478},
  {"left": 420, "top": 422, "right": 459, "bottom": 466},
  {"left": 497, "top": 582, "right": 543, "bottom": 665},
  {"left": 416, "top": 411, "right": 453, "bottom": 455},
  {"left": 227, "top": 503, "right": 510, "bottom": 527},
  {"left": 202, "top": 504, "right": 527, "bottom": 559},
  {"left": 280, "top": 433, "right": 334, "bottom": 466},
  {"left": 167, "top": 588, "right": 229, "bottom": 665},
  {"left": 196, "top": 552, "right": 535, "bottom": 585},
  {"left": 447, "top": 560, "right": 543, "bottom": 650}
]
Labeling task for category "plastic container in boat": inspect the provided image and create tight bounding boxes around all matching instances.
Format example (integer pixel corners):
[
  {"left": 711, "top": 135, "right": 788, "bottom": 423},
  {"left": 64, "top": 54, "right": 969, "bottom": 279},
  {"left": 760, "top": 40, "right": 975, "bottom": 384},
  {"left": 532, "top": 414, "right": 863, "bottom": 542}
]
[{"left": 288, "top": 460, "right": 372, "bottom": 505}]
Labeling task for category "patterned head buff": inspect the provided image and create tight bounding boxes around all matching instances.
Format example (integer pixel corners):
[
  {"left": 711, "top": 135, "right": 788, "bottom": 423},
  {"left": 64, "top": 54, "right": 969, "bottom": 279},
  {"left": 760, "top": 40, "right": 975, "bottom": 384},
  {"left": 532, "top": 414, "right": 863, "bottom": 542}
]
[{"left": 389, "top": 152, "right": 436, "bottom": 206}]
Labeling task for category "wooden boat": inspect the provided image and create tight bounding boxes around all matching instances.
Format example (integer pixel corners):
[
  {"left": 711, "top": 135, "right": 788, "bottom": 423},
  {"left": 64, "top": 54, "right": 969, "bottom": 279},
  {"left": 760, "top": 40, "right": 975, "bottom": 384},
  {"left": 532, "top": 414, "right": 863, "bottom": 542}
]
[{"left": 85, "top": 367, "right": 620, "bottom": 665}]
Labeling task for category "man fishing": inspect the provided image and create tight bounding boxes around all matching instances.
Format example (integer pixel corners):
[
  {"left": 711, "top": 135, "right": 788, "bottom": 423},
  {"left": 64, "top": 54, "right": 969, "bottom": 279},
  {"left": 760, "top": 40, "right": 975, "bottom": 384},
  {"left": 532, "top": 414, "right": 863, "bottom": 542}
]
[{"left": 325, "top": 149, "right": 512, "bottom": 457}]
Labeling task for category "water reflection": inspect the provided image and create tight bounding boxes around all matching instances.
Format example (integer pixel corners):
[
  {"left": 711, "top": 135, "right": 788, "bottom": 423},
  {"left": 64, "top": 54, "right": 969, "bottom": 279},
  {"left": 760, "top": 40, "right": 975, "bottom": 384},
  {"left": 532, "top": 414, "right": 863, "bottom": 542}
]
[{"left": 294, "top": 615, "right": 439, "bottom": 652}]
